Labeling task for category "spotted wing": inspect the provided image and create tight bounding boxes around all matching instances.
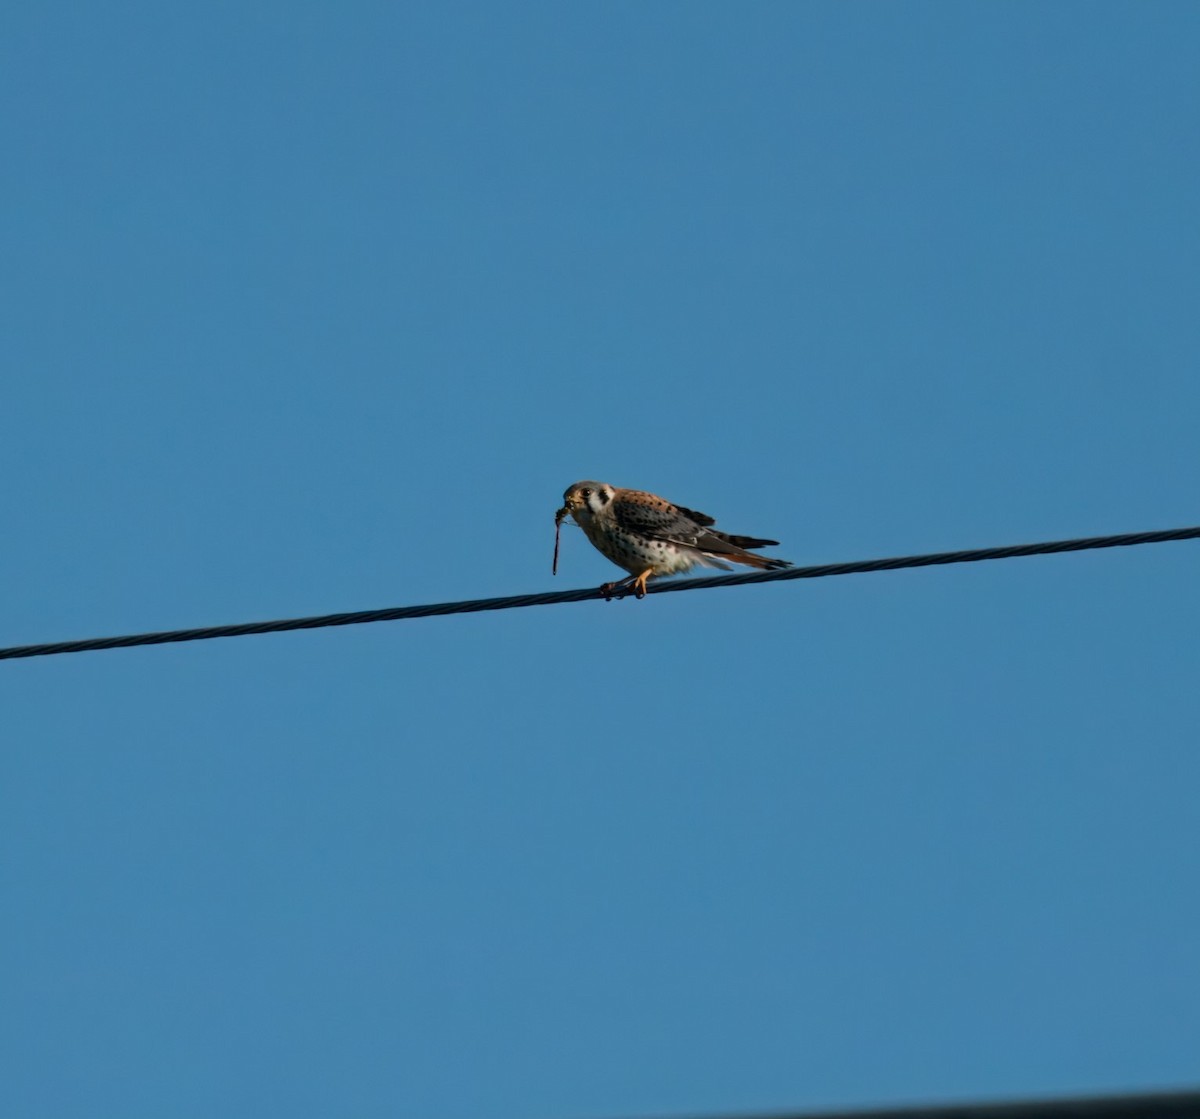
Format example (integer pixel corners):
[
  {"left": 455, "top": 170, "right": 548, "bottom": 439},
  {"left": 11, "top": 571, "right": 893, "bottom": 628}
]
[
  {"left": 609, "top": 491, "right": 713, "bottom": 546},
  {"left": 611, "top": 490, "right": 785, "bottom": 564}
]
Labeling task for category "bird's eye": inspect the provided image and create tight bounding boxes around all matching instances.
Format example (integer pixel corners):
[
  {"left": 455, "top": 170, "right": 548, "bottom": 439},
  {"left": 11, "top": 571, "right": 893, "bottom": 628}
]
[{"left": 582, "top": 488, "right": 592, "bottom": 498}]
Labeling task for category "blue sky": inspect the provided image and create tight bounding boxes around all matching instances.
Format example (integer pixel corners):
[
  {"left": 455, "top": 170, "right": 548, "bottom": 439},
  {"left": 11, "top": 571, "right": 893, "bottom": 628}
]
[{"left": 3, "top": 3, "right": 1198, "bottom": 1116}]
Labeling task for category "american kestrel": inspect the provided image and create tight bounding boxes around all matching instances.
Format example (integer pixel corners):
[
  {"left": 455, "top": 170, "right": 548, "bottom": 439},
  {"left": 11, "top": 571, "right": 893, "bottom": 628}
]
[{"left": 556, "top": 481, "right": 792, "bottom": 599}]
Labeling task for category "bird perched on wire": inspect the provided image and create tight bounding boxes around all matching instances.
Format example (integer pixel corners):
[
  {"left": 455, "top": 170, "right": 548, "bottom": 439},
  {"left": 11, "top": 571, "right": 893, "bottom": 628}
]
[{"left": 555, "top": 480, "right": 791, "bottom": 599}]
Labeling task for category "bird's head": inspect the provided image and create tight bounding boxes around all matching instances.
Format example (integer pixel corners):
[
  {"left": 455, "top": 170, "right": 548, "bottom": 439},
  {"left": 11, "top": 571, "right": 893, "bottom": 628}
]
[{"left": 560, "top": 481, "right": 615, "bottom": 522}]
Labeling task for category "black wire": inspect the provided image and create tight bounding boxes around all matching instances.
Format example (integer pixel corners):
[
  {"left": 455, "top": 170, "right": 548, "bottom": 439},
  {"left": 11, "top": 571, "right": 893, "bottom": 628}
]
[
  {"left": 657, "top": 1087, "right": 1200, "bottom": 1119},
  {"left": 2, "top": 524, "right": 1197, "bottom": 662}
]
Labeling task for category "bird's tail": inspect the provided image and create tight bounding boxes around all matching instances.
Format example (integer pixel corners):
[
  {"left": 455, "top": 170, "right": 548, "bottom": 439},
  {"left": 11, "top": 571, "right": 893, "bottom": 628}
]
[
  {"left": 705, "top": 531, "right": 792, "bottom": 570},
  {"left": 722, "top": 533, "right": 779, "bottom": 550},
  {"left": 727, "top": 550, "right": 792, "bottom": 571}
]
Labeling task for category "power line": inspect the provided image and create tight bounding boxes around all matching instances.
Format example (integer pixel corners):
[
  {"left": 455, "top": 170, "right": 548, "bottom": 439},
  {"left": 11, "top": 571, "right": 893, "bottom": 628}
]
[
  {"left": 2, "top": 524, "right": 1197, "bottom": 662},
  {"left": 659, "top": 1087, "right": 1200, "bottom": 1119}
]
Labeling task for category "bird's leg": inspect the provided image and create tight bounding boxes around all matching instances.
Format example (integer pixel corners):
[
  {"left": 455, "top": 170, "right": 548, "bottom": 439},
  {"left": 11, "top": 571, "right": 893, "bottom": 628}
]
[{"left": 598, "top": 570, "right": 654, "bottom": 601}]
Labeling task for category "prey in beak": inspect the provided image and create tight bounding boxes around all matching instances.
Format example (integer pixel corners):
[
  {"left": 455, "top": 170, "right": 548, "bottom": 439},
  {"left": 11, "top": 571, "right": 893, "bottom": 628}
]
[{"left": 552, "top": 504, "right": 570, "bottom": 575}]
